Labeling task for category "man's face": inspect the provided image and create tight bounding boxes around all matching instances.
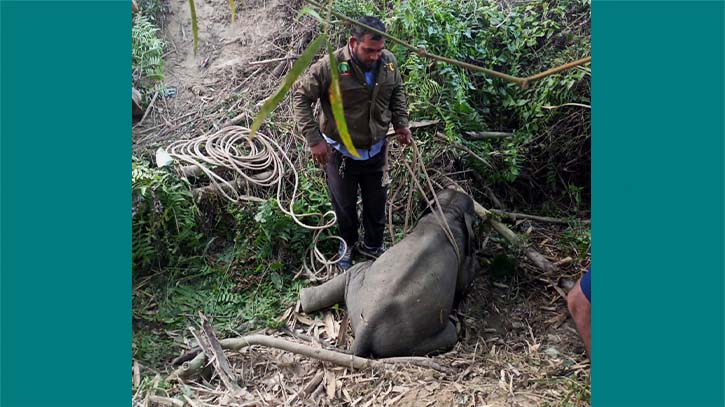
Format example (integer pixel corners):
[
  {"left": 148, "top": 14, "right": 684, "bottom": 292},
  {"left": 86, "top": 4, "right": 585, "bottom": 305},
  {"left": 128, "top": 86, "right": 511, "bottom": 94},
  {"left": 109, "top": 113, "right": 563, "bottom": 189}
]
[{"left": 350, "top": 34, "right": 385, "bottom": 70}]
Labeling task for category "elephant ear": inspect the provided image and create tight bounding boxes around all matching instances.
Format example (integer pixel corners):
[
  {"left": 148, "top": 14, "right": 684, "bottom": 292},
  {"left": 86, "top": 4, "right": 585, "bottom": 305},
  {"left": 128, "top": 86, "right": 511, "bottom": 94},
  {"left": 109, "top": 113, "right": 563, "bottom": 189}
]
[{"left": 463, "top": 212, "right": 475, "bottom": 257}]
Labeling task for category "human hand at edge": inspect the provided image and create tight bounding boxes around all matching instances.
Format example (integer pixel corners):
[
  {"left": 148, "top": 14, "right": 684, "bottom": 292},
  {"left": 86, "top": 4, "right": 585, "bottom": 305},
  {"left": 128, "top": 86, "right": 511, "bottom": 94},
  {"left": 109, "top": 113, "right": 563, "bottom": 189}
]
[
  {"left": 310, "top": 141, "right": 330, "bottom": 166},
  {"left": 395, "top": 127, "right": 413, "bottom": 146}
]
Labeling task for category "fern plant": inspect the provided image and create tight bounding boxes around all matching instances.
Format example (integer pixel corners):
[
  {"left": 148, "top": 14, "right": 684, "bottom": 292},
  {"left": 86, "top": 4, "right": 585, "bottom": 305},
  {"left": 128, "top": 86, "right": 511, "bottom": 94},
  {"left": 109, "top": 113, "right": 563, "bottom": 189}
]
[
  {"left": 132, "top": 14, "right": 165, "bottom": 87},
  {"left": 132, "top": 158, "right": 203, "bottom": 275}
]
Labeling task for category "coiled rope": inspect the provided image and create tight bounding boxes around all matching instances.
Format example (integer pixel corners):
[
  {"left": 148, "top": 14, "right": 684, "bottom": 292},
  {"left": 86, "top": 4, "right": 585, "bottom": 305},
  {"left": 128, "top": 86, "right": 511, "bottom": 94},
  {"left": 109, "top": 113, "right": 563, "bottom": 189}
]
[{"left": 166, "top": 126, "right": 344, "bottom": 280}]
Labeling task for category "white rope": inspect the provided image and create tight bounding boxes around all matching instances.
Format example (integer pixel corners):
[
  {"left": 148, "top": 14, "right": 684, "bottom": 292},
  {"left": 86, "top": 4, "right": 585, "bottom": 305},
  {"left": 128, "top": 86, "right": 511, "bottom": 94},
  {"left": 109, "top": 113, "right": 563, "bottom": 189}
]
[{"left": 166, "top": 126, "right": 344, "bottom": 280}]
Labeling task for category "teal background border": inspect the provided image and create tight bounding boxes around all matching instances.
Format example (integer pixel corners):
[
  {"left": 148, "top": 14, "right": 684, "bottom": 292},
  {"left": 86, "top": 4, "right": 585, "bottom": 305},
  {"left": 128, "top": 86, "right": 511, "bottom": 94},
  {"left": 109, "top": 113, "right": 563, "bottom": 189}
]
[
  {"left": 593, "top": 1, "right": 724, "bottom": 406},
  {"left": 0, "top": 0, "right": 723, "bottom": 406},
  {"left": 1, "top": 1, "right": 130, "bottom": 406}
]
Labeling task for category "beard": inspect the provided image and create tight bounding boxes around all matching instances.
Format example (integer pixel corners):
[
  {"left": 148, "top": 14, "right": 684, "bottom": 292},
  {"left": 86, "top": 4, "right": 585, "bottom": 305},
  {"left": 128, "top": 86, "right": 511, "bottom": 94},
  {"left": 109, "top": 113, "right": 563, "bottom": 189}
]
[{"left": 352, "top": 47, "right": 376, "bottom": 70}]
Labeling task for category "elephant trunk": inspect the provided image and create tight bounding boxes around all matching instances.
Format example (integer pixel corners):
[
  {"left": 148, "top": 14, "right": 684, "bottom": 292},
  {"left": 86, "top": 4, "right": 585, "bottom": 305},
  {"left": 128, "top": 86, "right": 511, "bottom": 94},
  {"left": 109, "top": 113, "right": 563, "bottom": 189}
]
[{"left": 300, "top": 272, "right": 347, "bottom": 313}]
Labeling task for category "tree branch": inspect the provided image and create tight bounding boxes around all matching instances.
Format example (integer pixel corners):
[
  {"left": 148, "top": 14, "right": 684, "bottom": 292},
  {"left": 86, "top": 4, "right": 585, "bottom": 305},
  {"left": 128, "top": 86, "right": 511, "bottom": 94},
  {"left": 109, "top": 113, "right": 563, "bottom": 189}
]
[
  {"left": 491, "top": 209, "right": 590, "bottom": 225},
  {"left": 170, "top": 334, "right": 453, "bottom": 382}
]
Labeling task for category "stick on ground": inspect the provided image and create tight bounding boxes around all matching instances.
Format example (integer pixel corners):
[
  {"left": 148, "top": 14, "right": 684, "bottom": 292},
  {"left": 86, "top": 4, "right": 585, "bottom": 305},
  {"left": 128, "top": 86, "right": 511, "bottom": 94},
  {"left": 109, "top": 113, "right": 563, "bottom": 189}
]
[
  {"left": 170, "top": 334, "right": 453, "bottom": 382},
  {"left": 197, "top": 315, "right": 247, "bottom": 396}
]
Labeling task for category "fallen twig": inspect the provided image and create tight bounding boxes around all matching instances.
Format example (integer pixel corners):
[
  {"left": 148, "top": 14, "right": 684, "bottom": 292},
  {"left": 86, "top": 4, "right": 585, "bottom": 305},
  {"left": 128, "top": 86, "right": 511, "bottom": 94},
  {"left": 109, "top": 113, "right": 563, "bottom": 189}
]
[
  {"left": 149, "top": 396, "right": 185, "bottom": 407},
  {"left": 223, "top": 111, "right": 249, "bottom": 127},
  {"left": 385, "top": 119, "right": 440, "bottom": 136},
  {"left": 542, "top": 103, "right": 590, "bottom": 110},
  {"left": 287, "top": 371, "right": 324, "bottom": 405},
  {"left": 554, "top": 256, "right": 574, "bottom": 267},
  {"left": 133, "top": 91, "right": 158, "bottom": 129},
  {"left": 489, "top": 220, "right": 557, "bottom": 274},
  {"left": 484, "top": 186, "right": 505, "bottom": 209},
  {"left": 133, "top": 360, "right": 141, "bottom": 388},
  {"left": 194, "top": 314, "right": 246, "bottom": 396}
]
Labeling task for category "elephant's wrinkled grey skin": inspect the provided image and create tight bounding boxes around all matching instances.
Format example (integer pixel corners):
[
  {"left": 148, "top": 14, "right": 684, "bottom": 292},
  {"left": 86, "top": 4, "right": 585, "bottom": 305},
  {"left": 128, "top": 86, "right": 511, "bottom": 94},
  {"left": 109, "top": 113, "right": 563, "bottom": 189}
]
[{"left": 299, "top": 188, "right": 480, "bottom": 358}]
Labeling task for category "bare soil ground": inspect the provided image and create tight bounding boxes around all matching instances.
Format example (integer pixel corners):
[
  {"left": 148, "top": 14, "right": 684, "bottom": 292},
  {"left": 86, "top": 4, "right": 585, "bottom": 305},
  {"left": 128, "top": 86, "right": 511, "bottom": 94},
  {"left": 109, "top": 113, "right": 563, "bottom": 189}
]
[
  {"left": 132, "top": 0, "right": 313, "bottom": 154},
  {"left": 131, "top": 1, "right": 591, "bottom": 405}
]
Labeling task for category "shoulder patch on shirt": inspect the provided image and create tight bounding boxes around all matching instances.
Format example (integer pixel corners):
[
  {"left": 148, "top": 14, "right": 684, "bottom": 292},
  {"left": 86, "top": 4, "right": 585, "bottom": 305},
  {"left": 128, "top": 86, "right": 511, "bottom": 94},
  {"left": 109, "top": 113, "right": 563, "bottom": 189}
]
[
  {"left": 386, "top": 62, "right": 395, "bottom": 72},
  {"left": 339, "top": 61, "right": 350, "bottom": 76}
]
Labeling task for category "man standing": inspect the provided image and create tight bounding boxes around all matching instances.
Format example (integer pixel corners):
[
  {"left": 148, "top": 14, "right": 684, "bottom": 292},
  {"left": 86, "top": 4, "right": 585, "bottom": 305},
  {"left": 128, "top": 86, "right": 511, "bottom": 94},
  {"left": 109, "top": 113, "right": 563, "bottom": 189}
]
[{"left": 293, "top": 16, "right": 411, "bottom": 270}]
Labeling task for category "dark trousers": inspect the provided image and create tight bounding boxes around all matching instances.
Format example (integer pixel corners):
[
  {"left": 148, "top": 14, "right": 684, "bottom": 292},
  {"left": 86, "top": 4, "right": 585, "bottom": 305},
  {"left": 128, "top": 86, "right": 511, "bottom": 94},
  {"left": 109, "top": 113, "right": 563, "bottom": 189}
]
[{"left": 324, "top": 147, "right": 387, "bottom": 248}]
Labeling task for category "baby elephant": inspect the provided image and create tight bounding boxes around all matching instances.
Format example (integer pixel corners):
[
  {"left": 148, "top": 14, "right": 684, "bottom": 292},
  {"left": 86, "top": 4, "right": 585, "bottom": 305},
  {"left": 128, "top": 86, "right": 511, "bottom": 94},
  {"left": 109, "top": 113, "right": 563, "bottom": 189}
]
[{"left": 300, "top": 188, "right": 480, "bottom": 358}]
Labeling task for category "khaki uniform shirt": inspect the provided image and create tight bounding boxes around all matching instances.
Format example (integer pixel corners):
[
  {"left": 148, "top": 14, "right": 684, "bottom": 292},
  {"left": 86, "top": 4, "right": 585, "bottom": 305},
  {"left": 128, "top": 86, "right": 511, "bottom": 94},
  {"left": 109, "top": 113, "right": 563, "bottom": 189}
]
[{"left": 293, "top": 45, "right": 409, "bottom": 149}]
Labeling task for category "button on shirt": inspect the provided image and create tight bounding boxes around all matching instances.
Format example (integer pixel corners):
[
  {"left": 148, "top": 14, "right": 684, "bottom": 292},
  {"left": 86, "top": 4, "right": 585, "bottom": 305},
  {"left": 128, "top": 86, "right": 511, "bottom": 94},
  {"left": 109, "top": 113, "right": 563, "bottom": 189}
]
[{"left": 324, "top": 65, "right": 385, "bottom": 160}]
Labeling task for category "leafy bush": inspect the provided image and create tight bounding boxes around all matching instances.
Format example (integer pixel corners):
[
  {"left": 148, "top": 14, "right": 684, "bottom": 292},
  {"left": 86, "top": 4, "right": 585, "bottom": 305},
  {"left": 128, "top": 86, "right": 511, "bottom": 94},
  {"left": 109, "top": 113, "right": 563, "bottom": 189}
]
[
  {"left": 137, "top": 0, "right": 164, "bottom": 22},
  {"left": 232, "top": 167, "right": 335, "bottom": 265},
  {"left": 133, "top": 261, "right": 305, "bottom": 366},
  {"left": 252, "top": 199, "right": 313, "bottom": 261},
  {"left": 132, "top": 14, "right": 165, "bottom": 88},
  {"left": 132, "top": 158, "right": 203, "bottom": 274},
  {"left": 332, "top": 0, "right": 591, "bottom": 210}
]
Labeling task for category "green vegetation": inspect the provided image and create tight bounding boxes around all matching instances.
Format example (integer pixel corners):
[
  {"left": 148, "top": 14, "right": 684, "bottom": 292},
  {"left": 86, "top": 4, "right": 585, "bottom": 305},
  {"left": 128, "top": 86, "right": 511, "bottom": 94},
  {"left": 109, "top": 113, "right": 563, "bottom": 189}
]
[
  {"left": 332, "top": 0, "right": 591, "bottom": 210},
  {"left": 132, "top": 159, "right": 202, "bottom": 274},
  {"left": 560, "top": 224, "right": 591, "bottom": 261},
  {"left": 132, "top": 13, "right": 165, "bottom": 90},
  {"left": 137, "top": 0, "right": 165, "bottom": 22},
  {"left": 132, "top": 0, "right": 591, "bottom": 372},
  {"left": 133, "top": 259, "right": 304, "bottom": 366},
  {"left": 132, "top": 158, "right": 333, "bottom": 367}
]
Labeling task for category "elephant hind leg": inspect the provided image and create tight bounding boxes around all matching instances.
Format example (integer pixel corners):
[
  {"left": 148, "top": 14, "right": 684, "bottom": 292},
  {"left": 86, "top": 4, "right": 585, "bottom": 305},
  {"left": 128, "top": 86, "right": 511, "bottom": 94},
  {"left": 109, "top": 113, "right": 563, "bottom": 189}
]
[
  {"left": 300, "top": 272, "right": 347, "bottom": 313},
  {"left": 409, "top": 321, "right": 458, "bottom": 356}
]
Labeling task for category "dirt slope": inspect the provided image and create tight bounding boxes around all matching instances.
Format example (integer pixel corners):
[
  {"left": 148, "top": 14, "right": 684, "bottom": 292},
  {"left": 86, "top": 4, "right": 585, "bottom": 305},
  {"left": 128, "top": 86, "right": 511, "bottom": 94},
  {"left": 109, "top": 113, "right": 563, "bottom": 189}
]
[{"left": 132, "top": 0, "right": 310, "bottom": 152}]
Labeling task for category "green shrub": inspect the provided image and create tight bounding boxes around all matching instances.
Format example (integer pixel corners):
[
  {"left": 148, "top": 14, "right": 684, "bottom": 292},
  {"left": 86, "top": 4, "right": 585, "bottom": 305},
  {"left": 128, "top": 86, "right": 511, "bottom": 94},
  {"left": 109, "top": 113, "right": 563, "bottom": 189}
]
[
  {"left": 132, "top": 14, "right": 165, "bottom": 88},
  {"left": 132, "top": 158, "right": 203, "bottom": 275},
  {"left": 138, "top": 0, "right": 164, "bottom": 22},
  {"left": 330, "top": 0, "right": 590, "bottom": 207},
  {"left": 238, "top": 168, "right": 334, "bottom": 264}
]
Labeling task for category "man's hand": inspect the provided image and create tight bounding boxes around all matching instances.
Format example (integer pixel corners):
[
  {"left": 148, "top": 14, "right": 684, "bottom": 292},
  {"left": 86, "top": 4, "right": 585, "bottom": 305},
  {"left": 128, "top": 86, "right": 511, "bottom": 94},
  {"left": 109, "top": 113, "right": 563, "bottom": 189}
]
[
  {"left": 395, "top": 127, "right": 413, "bottom": 146},
  {"left": 310, "top": 141, "right": 330, "bottom": 166}
]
